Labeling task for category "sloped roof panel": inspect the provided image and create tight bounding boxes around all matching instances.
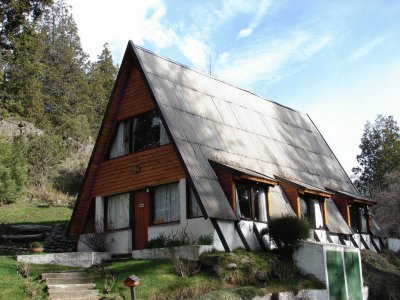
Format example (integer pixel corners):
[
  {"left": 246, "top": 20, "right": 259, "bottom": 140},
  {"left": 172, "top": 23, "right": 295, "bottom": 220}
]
[
  {"left": 269, "top": 186, "right": 297, "bottom": 218},
  {"left": 134, "top": 45, "right": 359, "bottom": 221},
  {"left": 326, "top": 198, "right": 353, "bottom": 235}
]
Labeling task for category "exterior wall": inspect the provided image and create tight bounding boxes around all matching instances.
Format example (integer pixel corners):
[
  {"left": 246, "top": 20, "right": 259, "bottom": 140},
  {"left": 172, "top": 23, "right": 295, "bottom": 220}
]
[
  {"left": 147, "top": 179, "right": 214, "bottom": 243},
  {"left": 294, "top": 241, "right": 364, "bottom": 300},
  {"left": 388, "top": 238, "right": 400, "bottom": 252},
  {"left": 77, "top": 229, "right": 132, "bottom": 254},
  {"left": 314, "top": 229, "right": 328, "bottom": 243}
]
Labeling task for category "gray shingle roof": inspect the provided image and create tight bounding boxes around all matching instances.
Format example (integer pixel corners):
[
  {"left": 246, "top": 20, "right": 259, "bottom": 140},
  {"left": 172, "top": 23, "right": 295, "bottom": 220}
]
[{"left": 133, "top": 43, "right": 357, "bottom": 221}]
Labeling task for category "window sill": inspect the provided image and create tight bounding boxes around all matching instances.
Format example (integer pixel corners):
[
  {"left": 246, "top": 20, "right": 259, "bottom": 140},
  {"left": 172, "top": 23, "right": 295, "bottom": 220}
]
[{"left": 150, "top": 220, "right": 180, "bottom": 226}]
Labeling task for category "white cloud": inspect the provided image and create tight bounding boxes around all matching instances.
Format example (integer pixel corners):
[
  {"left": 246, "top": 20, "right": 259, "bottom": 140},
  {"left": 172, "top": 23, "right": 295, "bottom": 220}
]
[
  {"left": 349, "top": 36, "right": 386, "bottom": 61},
  {"left": 237, "top": 0, "right": 273, "bottom": 38},
  {"left": 178, "top": 36, "right": 210, "bottom": 70},
  {"left": 66, "top": 0, "right": 176, "bottom": 62},
  {"left": 216, "top": 31, "right": 332, "bottom": 88}
]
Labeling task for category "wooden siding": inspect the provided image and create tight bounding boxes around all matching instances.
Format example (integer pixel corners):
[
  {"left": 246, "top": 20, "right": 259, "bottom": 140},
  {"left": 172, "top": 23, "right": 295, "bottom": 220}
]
[
  {"left": 93, "top": 144, "right": 184, "bottom": 196},
  {"left": 280, "top": 182, "right": 301, "bottom": 217},
  {"left": 69, "top": 56, "right": 184, "bottom": 237},
  {"left": 214, "top": 167, "right": 234, "bottom": 208},
  {"left": 332, "top": 196, "right": 351, "bottom": 226}
]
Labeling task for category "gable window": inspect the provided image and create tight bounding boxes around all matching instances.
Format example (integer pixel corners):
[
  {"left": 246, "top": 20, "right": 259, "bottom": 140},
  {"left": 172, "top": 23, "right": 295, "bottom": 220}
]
[
  {"left": 300, "top": 196, "right": 325, "bottom": 229},
  {"left": 153, "top": 182, "right": 180, "bottom": 224},
  {"left": 235, "top": 182, "right": 268, "bottom": 222},
  {"left": 108, "top": 110, "right": 170, "bottom": 159},
  {"left": 187, "top": 188, "right": 203, "bottom": 218},
  {"left": 105, "top": 193, "right": 130, "bottom": 230}
]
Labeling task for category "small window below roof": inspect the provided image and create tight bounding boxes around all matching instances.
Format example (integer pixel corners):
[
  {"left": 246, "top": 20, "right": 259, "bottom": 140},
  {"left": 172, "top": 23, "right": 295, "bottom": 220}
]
[
  {"left": 299, "top": 196, "right": 325, "bottom": 229},
  {"left": 108, "top": 110, "right": 170, "bottom": 159},
  {"left": 187, "top": 188, "right": 203, "bottom": 219},
  {"left": 235, "top": 182, "right": 268, "bottom": 222},
  {"left": 350, "top": 205, "right": 368, "bottom": 233}
]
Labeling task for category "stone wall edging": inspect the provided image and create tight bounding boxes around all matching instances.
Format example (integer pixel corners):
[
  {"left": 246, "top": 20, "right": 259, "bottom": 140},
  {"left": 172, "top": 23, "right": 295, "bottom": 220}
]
[{"left": 132, "top": 245, "right": 213, "bottom": 261}]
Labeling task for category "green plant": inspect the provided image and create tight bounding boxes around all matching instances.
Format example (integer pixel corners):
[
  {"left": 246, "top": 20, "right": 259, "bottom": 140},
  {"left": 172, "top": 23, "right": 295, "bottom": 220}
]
[
  {"left": 171, "top": 256, "right": 201, "bottom": 277},
  {"left": 0, "top": 137, "right": 28, "bottom": 204},
  {"left": 198, "top": 234, "right": 213, "bottom": 245},
  {"left": 104, "top": 273, "right": 116, "bottom": 294},
  {"left": 267, "top": 215, "right": 310, "bottom": 252},
  {"left": 29, "top": 241, "right": 43, "bottom": 249},
  {"left": 16, "top": 262, "right": 30, "bottom": 278},
  {"left": 24, "top": 276, "right": 41, "bottom": 300}
]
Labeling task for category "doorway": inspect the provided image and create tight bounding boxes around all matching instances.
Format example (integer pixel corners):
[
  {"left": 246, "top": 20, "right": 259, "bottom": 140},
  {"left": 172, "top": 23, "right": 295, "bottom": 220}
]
[{"left": 133, "top": 190, "right": 150, "bottom": 250}]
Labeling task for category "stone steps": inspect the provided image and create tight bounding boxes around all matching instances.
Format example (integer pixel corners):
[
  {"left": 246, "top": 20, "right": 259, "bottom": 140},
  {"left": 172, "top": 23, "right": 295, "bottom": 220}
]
[{"left": 43, "top": 272, "right": 99, "bottom": 300}]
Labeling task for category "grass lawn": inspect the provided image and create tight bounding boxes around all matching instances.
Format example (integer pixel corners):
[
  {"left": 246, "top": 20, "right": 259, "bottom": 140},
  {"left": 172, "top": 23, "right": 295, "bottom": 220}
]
[
  {"left": 0, "top": 253, "right": 83, "bottom": 300},
  {"left": 93, "top": 259, "right": 222, "bottom": 299},
  {"left": 0, "top": 200, "right": 72, "bottom": 225}
]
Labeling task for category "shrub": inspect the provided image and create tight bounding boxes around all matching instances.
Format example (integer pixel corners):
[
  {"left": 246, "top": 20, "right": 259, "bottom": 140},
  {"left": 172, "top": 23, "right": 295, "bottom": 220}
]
[
  {"left": 30, "top": 241, "right": 43, "bottom": 249},
  {"left": 16, "top": 262, "right": 30, "bottom": 278},
  {"left": 197, "top": 234, "right": 213, "bottom": 245},
  {"left": 268, "top": 215, "right": 310, "bottom": 252},
  {"left": 171, "top": 256, "right": 201, "bottom": 277},
  {"left": 0, "top": 137, "right": 28, "bottom": 204},
  {"left": 26, "top": 133, "right": 68, "bottom": 187},
  {"left": 80, "top": 219, "right": 113, "bottom": 252}
]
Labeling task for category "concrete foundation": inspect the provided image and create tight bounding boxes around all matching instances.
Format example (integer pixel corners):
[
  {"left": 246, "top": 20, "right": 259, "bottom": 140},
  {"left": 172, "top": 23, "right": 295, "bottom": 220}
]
[
  {"left": 16, "top": 252, "right": 111, "bottom": 267},
  {"left": 132, "top": 245, "right": 213, "bottom": 261}
]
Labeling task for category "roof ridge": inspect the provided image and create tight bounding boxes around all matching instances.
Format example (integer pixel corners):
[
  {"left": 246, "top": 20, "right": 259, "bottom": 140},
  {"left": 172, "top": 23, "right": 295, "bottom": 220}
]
[{"left": 133, "top": 42, "right": 306, "bottom": 115}]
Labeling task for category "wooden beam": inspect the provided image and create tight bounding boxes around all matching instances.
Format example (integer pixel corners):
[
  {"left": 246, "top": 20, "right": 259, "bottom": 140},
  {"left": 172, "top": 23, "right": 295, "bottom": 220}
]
[
  {"left": 369, "top": 235, "right": 381, "bottom": 252},
  {"left": 303, "top": 188, "right": 331, "bottom": 198},
  {"left": 253, "top": 223, "right": 267, "bottom": 250},
  {"left": 211, "top": 218, "right": 230, "bottom": 252},
  {"left": 350, "top": 235, "right": 359, "bottom": 248},
  {"left": 238, "top": 174, "right": 278, "bottom": 186},
  {"left": 360, "top": 234, "right": 370, "bottom": 250},
  {"left": 323, "top": 200, "right": 328, "bottom": 225}
]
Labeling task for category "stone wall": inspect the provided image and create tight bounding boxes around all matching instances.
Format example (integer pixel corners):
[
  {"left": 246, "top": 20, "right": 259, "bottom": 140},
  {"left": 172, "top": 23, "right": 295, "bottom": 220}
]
[{"left": 44, "top": 224, "right": 76, "bottom": 253}]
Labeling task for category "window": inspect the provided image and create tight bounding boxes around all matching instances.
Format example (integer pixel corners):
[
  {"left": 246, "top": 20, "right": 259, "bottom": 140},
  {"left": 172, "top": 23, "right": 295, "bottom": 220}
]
[
  {"left": 108, "top": 110, "right": 170, "bottom": 159},
  {"left": 153, "top": 182, "right": 180, "bottom": 224},
  {"left": 350, "top": 205, "right": 367, "bottom": 233},
  {"left": 235, "top": 182, "right": 268, "bottom": 222},
  {"left": 187, "top": 188, "right": 203, "bottom": 218},
  {"left": 299, "top": 196, "right": 325, "bottom": 229},
  {"left": 105, "top": 193, "right": 130, "bottom": 230}
]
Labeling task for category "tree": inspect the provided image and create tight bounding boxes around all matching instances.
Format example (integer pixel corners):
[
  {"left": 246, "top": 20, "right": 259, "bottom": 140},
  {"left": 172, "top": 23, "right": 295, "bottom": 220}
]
[
  {"left": 373, "top": 171, "right": 400, "bottom": 238},
  {"left": 39, "top": 0, "right": 91, "bottom": 132},
  {"left": 352, "top": 115, "right": 400, "bottom": 197},
  {"left": 87, "top": 43, "right": 117, "bottom": 134},
  {"left": 0, "top": 137, "right": 28, "bottom": 204},
  {"left": 0, "top": 0, "right": 52, "bottom": 50}
]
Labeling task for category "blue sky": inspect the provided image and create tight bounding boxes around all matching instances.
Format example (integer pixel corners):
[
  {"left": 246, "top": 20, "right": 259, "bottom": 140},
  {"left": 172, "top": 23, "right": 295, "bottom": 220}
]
[{"left": 67, "top": 0, "right": 400, "bottom": 176}]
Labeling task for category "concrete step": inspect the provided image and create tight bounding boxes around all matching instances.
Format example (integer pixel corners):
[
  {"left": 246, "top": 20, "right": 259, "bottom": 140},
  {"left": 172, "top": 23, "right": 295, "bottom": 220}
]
[
  {"left": 48, "top": 289, "right": 99, "bottom": 300},
  {"left": 42, "top": 272, "right": 89, "bottom": 279},
  {"left": 46, "top": 277, "right": 93, "bottom": 285},
  {"left": 47, "top": 283, "right": 96, "bottom": 292}
]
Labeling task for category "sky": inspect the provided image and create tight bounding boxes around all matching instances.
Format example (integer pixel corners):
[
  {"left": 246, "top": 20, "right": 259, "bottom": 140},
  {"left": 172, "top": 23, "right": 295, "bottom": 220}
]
[{"left": 66, "top": 0, "right": 400, "bottom": 176}]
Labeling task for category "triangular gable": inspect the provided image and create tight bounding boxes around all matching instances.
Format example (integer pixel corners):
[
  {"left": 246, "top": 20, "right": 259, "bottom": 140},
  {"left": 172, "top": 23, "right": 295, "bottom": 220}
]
[{"left": 68, "top": 43, "right": 190, "bottom": 236}]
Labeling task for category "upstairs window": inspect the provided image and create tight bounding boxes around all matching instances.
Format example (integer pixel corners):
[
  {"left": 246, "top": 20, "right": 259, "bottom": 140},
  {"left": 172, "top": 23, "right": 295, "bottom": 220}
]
[
  {"left": 235, "top": 182, "right": 268, "bottom": 222},
  {"left": 108, "top": 110, "right": 170, "bottom": 159}
]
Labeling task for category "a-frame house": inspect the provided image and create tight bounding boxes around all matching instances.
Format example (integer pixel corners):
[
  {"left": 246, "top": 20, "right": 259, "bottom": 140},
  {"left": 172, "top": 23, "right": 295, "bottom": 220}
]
[{"left": 68, "top": 41, "right": 384, "bottom": 254}]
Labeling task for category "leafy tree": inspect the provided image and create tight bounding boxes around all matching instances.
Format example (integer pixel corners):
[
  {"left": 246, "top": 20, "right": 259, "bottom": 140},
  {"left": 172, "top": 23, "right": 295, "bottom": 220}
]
[
  {"left": 26, "top": 133, "right": 68, "bottom": 187},
  {"left": 0, "top": 137, "right": 28, "bottom": 204},
  {"left": 87, "top": 43, "right": 117, "bottom": 134},
  {"left": 373, "top": 171, "right": 400, "bottom": 238},
  {"left": 352, "top": 115, "right": 400, "bottom": 197}
]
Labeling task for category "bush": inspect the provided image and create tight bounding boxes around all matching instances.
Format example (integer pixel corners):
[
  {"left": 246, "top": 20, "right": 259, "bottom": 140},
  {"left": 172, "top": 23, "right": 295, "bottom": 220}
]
[
  {"left": 26, "top": 133, "right": 68, "bottom": 187},
  {"left": 197, "top": 234, "right": 213, "bottom": 245},
  {"left": 16, "top": 262, "right": 30, "bottom": 278},
  {"left": 0, "top": 137, "right": 28, "bottom": 204},
  {"left": 268, "top": 215, "right": 310, "bottom": 252},
  {"left": 30, "top": 241, "right": 43, "bottom": 249}
]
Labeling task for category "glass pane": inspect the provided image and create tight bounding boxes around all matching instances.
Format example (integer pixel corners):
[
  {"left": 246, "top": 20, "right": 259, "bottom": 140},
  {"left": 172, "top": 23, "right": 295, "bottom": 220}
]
[
  {"left": 107, "top": 193, "right": 130, "bottom": 229},
  {"left": 237, "top": 183, "right": 251, "bottom": 219},
  {"left": 300, "top": 197, "right": 309, "bottom": 219},
  {"left": 154, "top": 182, "right": 180, "bottom": 223},
  {"left": 360, "top": 207, "right": 367, "bottom": 233},
  {"left": 109, "top": 120, "right": 130, "bottom": 158},
  {"left": 253, "top": 187, "right": 267, "bottom": 222}
]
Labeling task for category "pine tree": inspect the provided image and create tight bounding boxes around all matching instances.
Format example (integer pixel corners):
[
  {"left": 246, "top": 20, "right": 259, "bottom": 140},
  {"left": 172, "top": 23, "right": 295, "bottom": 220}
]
[
  {"left": 39, "top": 0, "right": 91, "bottom": 133},
  {"left": 352, "top": 115, "right": 400, "bottom": 197},
  {"left": 87, "top": 43, "right": 118, "bottom": 135}
]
